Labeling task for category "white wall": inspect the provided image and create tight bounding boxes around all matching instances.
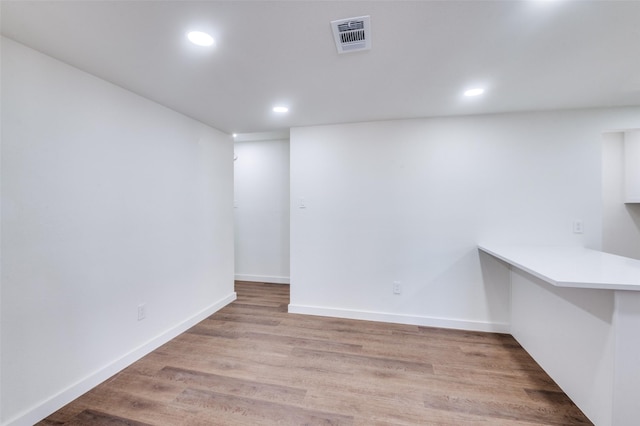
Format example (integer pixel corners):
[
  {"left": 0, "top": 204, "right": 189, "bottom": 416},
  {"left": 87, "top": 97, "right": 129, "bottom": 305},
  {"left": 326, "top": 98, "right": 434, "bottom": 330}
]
[
  {"left": 602, "top": 131, "right": 640, "bottom": 259},
  {"left": 289, "top": 108, "right": 640, "bottom": 331},
  {"left": 1, "top": 37, "right": 235, "bottom": 426},
  {"left": 234, "top": 138, "right": 290, "bottom": 283}
]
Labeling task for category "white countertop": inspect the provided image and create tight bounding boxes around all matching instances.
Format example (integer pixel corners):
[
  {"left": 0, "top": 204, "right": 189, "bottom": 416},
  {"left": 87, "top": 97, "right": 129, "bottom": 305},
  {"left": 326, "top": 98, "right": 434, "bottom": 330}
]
[{"left": 478, "top": 244, "right": 640, "bottom": 291}]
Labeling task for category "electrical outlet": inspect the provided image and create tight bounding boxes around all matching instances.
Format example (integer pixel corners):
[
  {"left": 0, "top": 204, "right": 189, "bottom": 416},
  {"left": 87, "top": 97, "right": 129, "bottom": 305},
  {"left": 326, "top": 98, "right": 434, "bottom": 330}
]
[
  {"left": 137, "top": 303, "right": 146, "bottom": 321},
  {"left": 393, "top": 281, "right": 401, "bottom": 295},
  {"left": 573, "top": 220, "right": 584, "bottom": 234}
]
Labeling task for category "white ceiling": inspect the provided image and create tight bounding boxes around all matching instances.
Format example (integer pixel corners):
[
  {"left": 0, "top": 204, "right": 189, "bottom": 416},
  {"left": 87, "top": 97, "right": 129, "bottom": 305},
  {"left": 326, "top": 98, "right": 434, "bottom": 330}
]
[{"left": 2, "top": 1, "right": 640, "bottom": 135}]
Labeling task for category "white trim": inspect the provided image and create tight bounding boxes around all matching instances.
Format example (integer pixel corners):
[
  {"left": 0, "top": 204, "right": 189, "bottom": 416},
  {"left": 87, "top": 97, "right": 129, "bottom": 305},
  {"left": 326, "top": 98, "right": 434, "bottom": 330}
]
[
  {"left": 287, "top": 304, "right": 510, "bottom": 333},
  {"left": 234, "top": 274, "right": 290, "bottom": 284},
  {"left": 3, "top": 292, "right": 237, "bottom": 426}
]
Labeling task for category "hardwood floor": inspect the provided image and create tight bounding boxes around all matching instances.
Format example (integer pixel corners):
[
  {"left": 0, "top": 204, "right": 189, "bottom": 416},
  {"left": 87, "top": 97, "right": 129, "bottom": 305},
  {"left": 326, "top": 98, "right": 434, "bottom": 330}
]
[{"left": 39, "top": 281, "right": 592, "bottom": 425}]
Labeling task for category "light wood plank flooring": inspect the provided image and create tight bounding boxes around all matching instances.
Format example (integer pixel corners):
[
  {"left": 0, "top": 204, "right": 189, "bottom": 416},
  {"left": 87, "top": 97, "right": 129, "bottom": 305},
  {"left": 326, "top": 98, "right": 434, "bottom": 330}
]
[{"left": 39, "top": 281, "right": 592, "bottom": 425}]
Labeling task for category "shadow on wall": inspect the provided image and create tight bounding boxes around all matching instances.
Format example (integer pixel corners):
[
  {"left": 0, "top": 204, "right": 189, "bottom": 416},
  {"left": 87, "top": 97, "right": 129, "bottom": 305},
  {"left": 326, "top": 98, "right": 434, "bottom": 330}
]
[
  {"left": 625, "top": 203, "right": 640, "bottom": 234},
  {"left": 602, "top": 130, "right": 640, "bottom": 260},
  {"left": 478, "top": 250, "right": 511, "bottom": 330},
  {"left": 405, "top": 248, "right": 511, "bottom": 331}
]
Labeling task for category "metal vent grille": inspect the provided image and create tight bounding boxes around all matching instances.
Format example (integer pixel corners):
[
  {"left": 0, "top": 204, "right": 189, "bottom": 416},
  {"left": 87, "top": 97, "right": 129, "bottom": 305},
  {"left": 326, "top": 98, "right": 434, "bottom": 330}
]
[{"left": 331, "top": 16, "right": 371, "bottom": 54}]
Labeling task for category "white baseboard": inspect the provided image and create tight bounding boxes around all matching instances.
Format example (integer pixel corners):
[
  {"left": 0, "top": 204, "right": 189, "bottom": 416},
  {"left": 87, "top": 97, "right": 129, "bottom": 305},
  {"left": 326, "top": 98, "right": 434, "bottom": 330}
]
[
  {"left": 287, "top": 304, "right": 510, "bottom": 334},
  {"left": 4, "top": 292, "right": 237, "bottom": 426},
  {"left": 234, "top": 274, "right": 290, "bottom": 284}
]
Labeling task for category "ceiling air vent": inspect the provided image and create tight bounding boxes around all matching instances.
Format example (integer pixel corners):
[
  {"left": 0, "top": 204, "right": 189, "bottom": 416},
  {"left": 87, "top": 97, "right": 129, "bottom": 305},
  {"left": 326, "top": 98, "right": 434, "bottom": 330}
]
[{"left": 330, "top": 16, "right": 371, "bottom": 54}]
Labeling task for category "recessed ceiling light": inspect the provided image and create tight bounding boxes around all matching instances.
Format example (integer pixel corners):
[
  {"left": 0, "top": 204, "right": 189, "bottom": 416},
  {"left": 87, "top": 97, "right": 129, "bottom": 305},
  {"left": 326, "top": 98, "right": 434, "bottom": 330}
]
[
  {"left": 273, "top": 106, "right": 289, "bottom": 113},
  {"left": 187, "top": 31, "right": 214, "bottom": 47},
  {"left": 464, "top": 88, "right": 485, "bottom": 97}
]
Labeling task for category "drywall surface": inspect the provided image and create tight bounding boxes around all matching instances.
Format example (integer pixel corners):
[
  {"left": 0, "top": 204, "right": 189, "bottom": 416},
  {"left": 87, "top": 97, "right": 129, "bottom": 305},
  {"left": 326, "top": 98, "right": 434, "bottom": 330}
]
[
  {"left": 289, "top": 108, "right": 640, "bottom": 331},
  {"left": 1, "top": 37, "right": 234, "bottom": 425},
  {"left": 234, "top": 138, "right": 290, "bottom": 283}
]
